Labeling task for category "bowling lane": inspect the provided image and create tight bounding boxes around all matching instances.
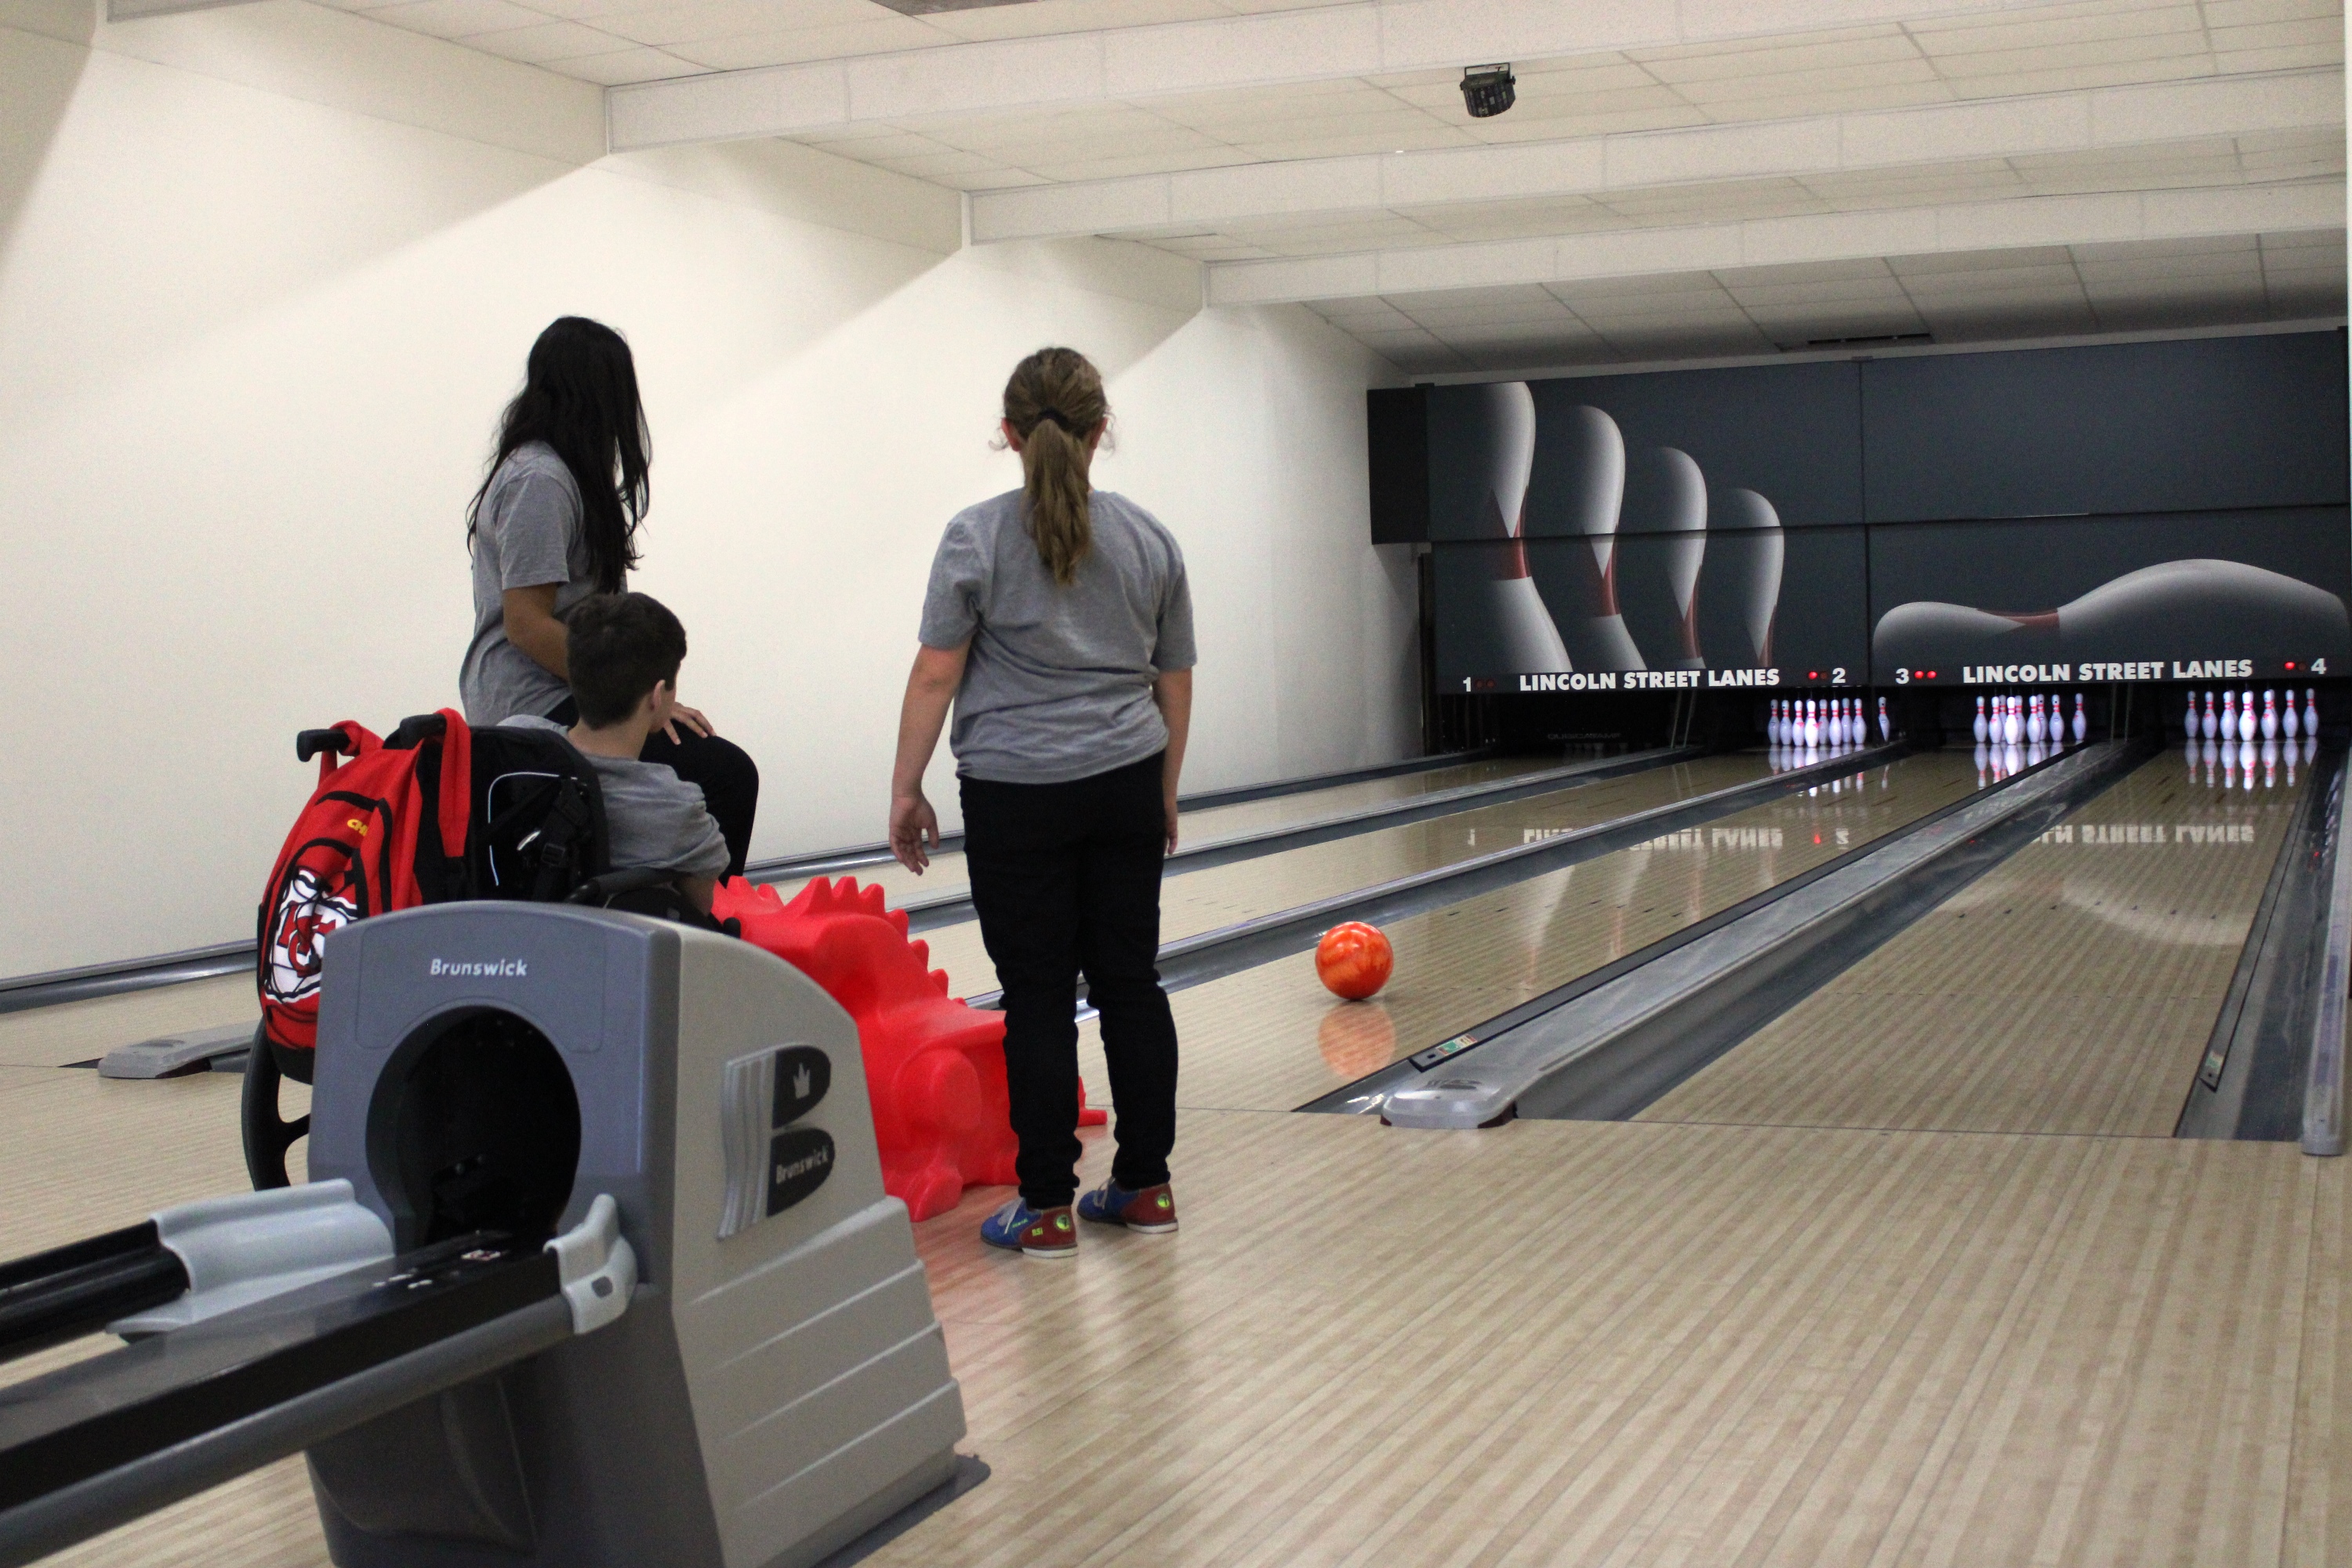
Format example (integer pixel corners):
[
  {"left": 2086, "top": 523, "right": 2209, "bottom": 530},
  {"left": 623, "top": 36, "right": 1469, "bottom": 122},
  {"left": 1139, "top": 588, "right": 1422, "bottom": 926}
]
[
  {"left": 1641, "top": 742, "right": 2314, "bottom": 1136},
  {"left": 1076, "top": 748, "right": 1992, "bottom": 1115},
  {"left": 920, "top": 751, "right": 1782, "bottom": 998},
  {"left": 758, "top": 753, "right": 1580, "bottom": 909}
]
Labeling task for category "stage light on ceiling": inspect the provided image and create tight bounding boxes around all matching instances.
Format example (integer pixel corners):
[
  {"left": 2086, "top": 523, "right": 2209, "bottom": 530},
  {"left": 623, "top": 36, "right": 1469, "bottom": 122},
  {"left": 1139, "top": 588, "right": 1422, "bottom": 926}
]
[{"left": 1461, "top": 64, "right": 1516, "bottom": 118}]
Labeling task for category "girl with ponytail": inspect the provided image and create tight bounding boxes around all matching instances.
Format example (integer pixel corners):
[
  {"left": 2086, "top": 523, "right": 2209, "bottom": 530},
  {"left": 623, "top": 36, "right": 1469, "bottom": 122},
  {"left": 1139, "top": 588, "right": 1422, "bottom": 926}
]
[{"left": 890, "top": 347, "right": 1196, "bottom": 1259}]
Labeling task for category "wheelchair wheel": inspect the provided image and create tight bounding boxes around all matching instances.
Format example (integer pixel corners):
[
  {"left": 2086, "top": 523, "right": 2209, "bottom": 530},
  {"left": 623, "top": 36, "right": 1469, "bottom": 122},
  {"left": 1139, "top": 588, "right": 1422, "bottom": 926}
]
[{"left": 241, "top": 1026, "right": 310, "bottom": 1190}]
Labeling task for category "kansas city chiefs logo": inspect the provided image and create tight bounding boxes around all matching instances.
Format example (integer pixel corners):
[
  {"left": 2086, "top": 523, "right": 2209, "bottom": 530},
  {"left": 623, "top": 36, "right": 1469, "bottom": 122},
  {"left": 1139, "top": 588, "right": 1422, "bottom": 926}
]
[{"left": 264, "top": 866, "right": 361, "bottom": 1004}]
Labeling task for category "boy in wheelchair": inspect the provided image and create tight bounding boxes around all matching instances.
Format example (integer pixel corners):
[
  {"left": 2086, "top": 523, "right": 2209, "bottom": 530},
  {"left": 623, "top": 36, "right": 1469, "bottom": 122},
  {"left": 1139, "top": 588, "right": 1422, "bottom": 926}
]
[
  {"left": 503, "top": 591, "right": 727, "bottom": 919},
  {"left": 245, "top": 591, "right": 731, "bottom": 1186}
]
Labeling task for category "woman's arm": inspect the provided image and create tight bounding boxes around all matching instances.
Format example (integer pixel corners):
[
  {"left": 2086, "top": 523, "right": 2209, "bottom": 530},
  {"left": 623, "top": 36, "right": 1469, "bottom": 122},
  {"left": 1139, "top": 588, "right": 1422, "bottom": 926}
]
[
  {"left": 889, "top": 641, "right": 971, "bottom": 873},
  {"left": 1152, "top": 668, "right": 1192, "bottom": 855},
  {"left": 502, "top": 584, "right": 568, "bottom": 680}
]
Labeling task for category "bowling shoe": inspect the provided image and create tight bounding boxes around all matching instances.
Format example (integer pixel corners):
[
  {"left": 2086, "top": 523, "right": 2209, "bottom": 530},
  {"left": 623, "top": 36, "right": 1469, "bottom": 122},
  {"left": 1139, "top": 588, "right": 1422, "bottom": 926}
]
[
  {"left": 980, "top": 1197, "right": 1077, "bottom": 1259},
  {"left": 1076, "top": 1179, "right": 1178, "bottom": 1234}
]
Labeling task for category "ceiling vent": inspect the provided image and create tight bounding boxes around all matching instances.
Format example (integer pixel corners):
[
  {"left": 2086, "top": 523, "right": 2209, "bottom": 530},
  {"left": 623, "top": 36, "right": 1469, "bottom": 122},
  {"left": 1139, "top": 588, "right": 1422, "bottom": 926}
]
[{"left": 1786, "top": 332, "right": 1934, "bottom": 351}]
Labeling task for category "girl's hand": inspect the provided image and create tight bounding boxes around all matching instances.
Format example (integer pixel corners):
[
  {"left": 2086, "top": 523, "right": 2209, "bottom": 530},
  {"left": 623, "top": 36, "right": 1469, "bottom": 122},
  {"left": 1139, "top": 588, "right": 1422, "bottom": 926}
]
[
  {"left": 891, "top": 791, "right": 941, "bottom": 873},
  {"left": 665, "top": 704, "right": 714, "bottom": 742},
  {"left": 1163, "top": 791, "right": 1181, "bottom": 856}
]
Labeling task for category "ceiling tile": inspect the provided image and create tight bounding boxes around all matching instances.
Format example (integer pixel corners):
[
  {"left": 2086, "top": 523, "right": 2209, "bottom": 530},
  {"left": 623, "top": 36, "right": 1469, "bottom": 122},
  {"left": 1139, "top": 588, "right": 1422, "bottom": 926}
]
[
  {"left": 470, "top": 17, "right": 644, "bottom": 57},
  {"left": 553, "top": 45, "right": 697, "bottom": 82},
  {"left": 1632, "top": 29, "right": 1922, "bottom": 82},
  {"left": 659, "top": 16, "right": 953, "bottom": 66},
  {"left": 368, "top": 0, "right": 546, "bottom": 37}
]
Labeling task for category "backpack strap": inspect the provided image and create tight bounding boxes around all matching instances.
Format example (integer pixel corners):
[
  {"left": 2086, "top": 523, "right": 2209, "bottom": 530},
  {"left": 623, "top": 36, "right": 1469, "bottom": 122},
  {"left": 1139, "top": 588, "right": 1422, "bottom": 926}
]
[
  {"left": 387, "top": 710, "right": 477, "bottom": 876},
  {"left": 432, "top": 709, "right": 473, "bottom": 866}
]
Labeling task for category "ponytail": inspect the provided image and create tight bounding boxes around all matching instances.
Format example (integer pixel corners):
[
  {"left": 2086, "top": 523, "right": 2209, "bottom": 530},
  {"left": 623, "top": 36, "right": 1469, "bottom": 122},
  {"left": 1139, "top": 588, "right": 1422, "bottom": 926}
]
[{"left": 1000, "top": 347, "right": 1109, "bottom": 587}]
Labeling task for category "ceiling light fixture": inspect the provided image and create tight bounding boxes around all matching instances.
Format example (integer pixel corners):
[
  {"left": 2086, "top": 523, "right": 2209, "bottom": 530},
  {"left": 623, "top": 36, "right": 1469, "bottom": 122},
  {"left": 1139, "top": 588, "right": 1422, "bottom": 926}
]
[{"left": 1460, "top": 64, "right": 1515, "bottom": 118}]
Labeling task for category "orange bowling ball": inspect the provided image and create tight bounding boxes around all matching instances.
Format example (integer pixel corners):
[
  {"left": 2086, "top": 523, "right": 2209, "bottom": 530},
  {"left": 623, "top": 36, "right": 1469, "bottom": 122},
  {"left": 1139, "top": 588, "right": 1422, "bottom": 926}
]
[{"left": 1316, "top": 921, "right": 1394, "bottom": 1000}]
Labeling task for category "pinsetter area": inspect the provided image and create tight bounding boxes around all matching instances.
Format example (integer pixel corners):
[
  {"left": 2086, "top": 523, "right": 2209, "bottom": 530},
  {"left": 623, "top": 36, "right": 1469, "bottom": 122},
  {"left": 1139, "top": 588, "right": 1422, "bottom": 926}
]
[{"left": 3, "top": 3, "right": 2350, "bottom": 1564}]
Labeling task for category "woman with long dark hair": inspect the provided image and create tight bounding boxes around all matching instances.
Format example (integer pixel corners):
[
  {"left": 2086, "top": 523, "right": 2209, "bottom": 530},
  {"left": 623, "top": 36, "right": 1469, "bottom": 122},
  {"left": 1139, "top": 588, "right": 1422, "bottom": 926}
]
[
  {"left": 459, "top": 316, "right": 759, "bottom": 872},
  {"left": 890, "top": 347, "right": 1195, "bottom": 1259}
]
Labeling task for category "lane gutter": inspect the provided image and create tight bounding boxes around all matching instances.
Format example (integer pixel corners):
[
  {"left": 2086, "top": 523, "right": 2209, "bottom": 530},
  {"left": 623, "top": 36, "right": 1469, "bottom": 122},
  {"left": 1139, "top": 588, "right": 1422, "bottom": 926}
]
[{"left": 2177, "top": 741, "right": 2345, "bottom": 1142}]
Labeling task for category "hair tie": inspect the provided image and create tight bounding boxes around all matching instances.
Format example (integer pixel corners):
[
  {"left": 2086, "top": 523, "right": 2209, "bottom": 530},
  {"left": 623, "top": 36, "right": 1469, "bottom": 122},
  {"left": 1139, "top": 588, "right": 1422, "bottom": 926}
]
[{"left": 1034, "top": 407, "right": 1079, "bottom": 433}]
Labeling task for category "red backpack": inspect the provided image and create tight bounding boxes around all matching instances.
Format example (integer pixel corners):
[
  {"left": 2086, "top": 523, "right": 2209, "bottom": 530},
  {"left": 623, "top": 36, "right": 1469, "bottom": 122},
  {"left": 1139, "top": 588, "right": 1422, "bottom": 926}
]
[
  {"left": 255, "top": 711, "right": 474, "bottom": 1052},
  {"left": 256, "top": 710, "right": 623, "bottom": 1054}
]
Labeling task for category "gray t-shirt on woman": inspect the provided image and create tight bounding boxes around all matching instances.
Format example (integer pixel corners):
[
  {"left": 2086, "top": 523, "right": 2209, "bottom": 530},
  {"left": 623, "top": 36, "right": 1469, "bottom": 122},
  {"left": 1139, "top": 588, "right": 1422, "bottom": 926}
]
[
  {"left": 460, "top": 442, "right": 595, "bottom": 726},
  {"left": 919, "top": 488, "right": 1196, "bottom": 785}
]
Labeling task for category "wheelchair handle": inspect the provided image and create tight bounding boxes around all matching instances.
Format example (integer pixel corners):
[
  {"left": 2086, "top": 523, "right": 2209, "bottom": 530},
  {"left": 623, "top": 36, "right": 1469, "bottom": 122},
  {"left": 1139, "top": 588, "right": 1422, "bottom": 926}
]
[
  {"left": 567, "top": 867, "right": 683, "bottom": 904},
  {"left": 295, "top": 728, "right": 354, "bottom": 764}
]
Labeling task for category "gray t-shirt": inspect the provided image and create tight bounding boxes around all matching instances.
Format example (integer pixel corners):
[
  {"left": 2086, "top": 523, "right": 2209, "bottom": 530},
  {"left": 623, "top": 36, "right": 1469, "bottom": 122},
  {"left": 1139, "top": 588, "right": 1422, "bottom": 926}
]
[
  {"left": 460, "top": 443, "right": 595, "bottom": 726},
  {"left": 500, "top": 717, "right": 728, "bottom": 879},
  {"left": 919, "top": 488, "right": 1196, "bottom": 785}
]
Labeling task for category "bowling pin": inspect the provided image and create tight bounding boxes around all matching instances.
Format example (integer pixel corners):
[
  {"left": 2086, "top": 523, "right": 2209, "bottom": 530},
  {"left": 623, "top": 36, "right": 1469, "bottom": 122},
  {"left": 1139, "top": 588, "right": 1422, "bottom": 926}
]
[
  {"left": 2220, "top": 691, "right": 2237, "bottom": 744},
  {"left": 2071, "top": 691, "right": 2088, "bottom": 746},
  {"left": 1878, "top": 695, "right": 1892, "bottom": 743},
  {"left": 1457, "top": 383, "right": 1572, "bottom": 675},
  {"left": 1973, "top": 695, "right": 1989, "bottom": 744},
  {"left": 2203, "top": 691, "right": 2220, "bottom": 740},
  {"left": 2002, "top": 694, "right": 2023, "bottom": 746},
  {"left": 2307, "top": 688, "right": 2321, "bottom": 736},
  {"left": 1766, "top": 699, "right": 1780, "bottom": 746},
  {"left": 1804, "top": 699, "right": 1820, "bottom": 748},
  {"left": 2285, "top": 693, "right": 2301, "bottom": 740},
  {"left": 2026, "top": 693, "right": 2045, "bottom": 745},
  {"left": 2241, "top": 690, "right": 2258, "bottom": 742}
]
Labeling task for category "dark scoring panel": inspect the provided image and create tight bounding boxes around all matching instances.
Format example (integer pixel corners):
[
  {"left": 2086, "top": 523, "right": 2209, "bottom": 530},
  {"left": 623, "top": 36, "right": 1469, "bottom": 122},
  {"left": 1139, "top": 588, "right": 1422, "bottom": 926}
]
[
  {"left": 1861, "top": 331, "right": 2350, "bottom": 523},
  {"left": 1366, "top": 387, "right": 1432, "bottom": 545}
]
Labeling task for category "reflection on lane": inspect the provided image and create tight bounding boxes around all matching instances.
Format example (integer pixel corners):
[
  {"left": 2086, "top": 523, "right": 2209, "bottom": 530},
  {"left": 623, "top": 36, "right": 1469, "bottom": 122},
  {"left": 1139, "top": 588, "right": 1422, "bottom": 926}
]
[
  {"left": 1128, "top": 749, "right": 2005, "bottom": 1114},
  {"left": 760, "top": 751, "right": 1606, "bottom": 910},
  {"left": 922, "top": 754, "right": 1784, "bottom": 996},
  {"left": 1638, "top": 742, "right": 2310, "bottom": 1136}
]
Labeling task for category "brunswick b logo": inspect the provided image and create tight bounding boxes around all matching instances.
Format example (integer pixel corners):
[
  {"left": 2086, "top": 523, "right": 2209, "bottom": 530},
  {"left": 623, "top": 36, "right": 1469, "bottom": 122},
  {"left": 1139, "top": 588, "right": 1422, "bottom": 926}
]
[{"left": 263, "top": 858, "right": 365, "bottom": 1005}]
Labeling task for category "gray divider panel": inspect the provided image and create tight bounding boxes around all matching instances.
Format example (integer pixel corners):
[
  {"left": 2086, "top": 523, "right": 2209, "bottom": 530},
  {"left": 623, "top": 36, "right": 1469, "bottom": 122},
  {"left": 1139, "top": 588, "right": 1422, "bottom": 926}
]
[{"left": 305, "top": 902, "right": 965, "bottom": 1568}]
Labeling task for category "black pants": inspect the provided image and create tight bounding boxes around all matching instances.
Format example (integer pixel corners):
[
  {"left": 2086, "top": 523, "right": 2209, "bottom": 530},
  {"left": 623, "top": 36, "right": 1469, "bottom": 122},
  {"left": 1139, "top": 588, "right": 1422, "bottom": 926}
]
[
  {"left": 962, "top": 754, "right": 1179, "bottom": 1210},
  {"left": 546, "top": 699, "right": 760, "bottom": 877}
]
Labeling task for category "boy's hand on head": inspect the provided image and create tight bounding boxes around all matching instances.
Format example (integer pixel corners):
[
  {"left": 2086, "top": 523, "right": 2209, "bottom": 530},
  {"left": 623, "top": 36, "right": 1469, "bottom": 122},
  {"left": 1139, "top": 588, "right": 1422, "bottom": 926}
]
[{"left": 665, "top": 703, "right": 713, "bottom": 742}]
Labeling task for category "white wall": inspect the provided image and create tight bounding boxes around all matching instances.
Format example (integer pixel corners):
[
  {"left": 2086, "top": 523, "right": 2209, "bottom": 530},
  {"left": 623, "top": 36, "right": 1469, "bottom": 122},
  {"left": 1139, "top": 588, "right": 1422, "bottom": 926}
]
[{"left": 0, "top": 0, "right": 1414, "bottom": 978}]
